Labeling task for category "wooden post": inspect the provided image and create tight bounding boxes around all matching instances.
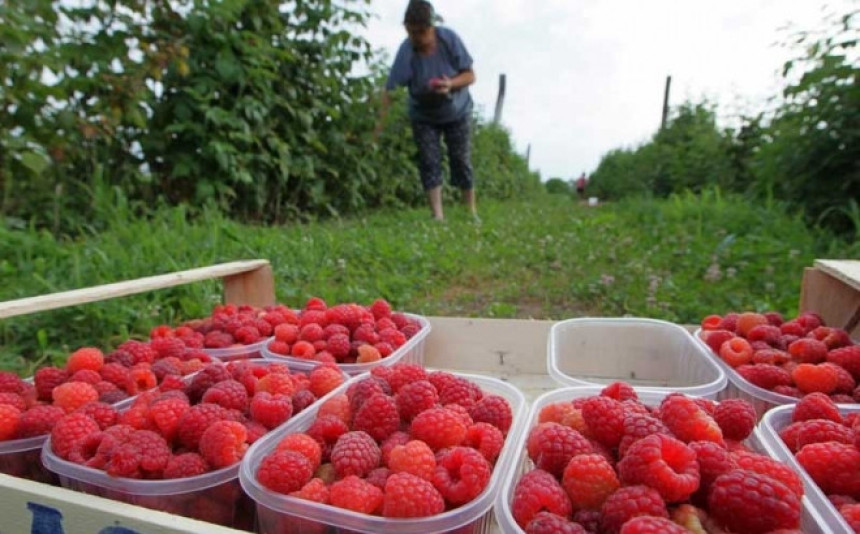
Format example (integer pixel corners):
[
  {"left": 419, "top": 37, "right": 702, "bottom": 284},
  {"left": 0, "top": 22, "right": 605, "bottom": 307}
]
[
  {"left": 525, "top": 144, "right": 531, "bottom": 168},
  {"left": 661, "top": 75, "right": 672, "bottom": 129},
  {"left": 493, "top": 73, "right": 506, "bottom": 124}
]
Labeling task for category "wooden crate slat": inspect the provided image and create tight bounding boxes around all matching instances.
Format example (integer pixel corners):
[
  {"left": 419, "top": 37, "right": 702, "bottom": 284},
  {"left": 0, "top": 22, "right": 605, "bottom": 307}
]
[
  {"left": 814, "top": 259, "right": 860, "bottom": 292},
  {"left": 800, "top": 267, "right": 860, "bottom": 337}
]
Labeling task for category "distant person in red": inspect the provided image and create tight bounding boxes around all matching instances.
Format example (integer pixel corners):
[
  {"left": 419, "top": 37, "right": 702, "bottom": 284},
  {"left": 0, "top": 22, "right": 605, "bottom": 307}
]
[{"left": 576, "top": 173, "right": 587, "bottom": 200}]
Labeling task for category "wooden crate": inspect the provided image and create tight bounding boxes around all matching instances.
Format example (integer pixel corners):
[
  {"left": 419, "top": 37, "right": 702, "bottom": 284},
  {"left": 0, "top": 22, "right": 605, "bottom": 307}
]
[{"left": 0, "top": 258, "right": 855, "bottom": 533}]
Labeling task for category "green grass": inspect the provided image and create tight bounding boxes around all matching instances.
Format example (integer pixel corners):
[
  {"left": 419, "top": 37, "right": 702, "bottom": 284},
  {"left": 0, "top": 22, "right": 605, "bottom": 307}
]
[{"left": 1, "top": 192, "right": 855, "bottom": 375}]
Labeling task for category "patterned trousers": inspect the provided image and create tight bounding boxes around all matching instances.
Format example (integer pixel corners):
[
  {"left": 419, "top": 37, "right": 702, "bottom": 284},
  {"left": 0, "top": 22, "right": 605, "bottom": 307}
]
[{"left": 411, "top": 116, "right": 474, "bottom": 191}]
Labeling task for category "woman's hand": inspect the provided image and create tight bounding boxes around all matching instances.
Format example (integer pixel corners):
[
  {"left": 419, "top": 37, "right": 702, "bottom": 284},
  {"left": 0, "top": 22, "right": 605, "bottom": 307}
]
[{"left": 431, "top": 75, "right": 453, "bottom": 95}]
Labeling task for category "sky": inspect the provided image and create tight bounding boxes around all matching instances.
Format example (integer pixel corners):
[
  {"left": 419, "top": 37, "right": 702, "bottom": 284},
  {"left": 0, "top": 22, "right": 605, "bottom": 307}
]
[{"left": 361, "top": 0, "right": 855, "bottom": 180}]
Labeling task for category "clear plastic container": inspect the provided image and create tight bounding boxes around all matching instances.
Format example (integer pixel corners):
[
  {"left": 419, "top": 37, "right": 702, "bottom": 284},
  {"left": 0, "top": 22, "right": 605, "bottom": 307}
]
[
  {"left": 548, "top": 318, "right": 726, "bottom": 398},
  {"left": 495, "top": 386, "right": 835, "bottom": 534},
  {"left": 203, "top": 335, "right": 272, "bottom": 361},
  {"left": 0, "top": 435, "right": 57, "bottom": 485},
  {"left": 240, "top": 370, "right": 528, "bottom": 534},
  {"left": 41, "top": 359, "right": 348, "bottom": 530},
  {"left": 261, "top": 313, "right": 431, "bottom": 376},
  {"left": 759, "top": 403, "right": 858, "bottom": 534},
  {"left": 692, "top": 328, "right": 802, "bottom": 418}
]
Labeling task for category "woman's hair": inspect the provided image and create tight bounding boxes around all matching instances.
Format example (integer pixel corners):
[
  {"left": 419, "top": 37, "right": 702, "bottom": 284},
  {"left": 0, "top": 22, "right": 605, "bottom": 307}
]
[{"left": 404, "top": 1, "right": 438, "bottom": 27}]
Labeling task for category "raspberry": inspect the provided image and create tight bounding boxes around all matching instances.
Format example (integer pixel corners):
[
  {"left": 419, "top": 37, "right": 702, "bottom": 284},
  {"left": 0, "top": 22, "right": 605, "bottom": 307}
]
[
  {"left": 316, "top": 393, "right": 351, "bottom": 425},
  {"left": 561, "top": 453, "right": 619, "bottom": 511},
  {"left": 581, "top": 395, "right": 626, "bottom": 448},
  {"left": 737, "top": 364, "right": 792, "bottom": 390},
  {"left": 736, "top": 312, "right": 770, "bottom": 337},
  {"left": 233, "top": 325, "right": 261, "bottom": 345},
  {"left": 432, "top": 446, "right": 492, "bottom": 506},
  {"left": 599, "top": 485, "right": 668, "bottom": 534},
  {"left": 199, "top": 420, "right": 248, "bottom": 468},
  {"left": 787, "top": 337, "right": 828, "bottom": 364},
  {"left": 369, "top": 298, "right": 392, "bottom": 319},
  {"left": 273, "top": 323, "right": 299, "bottom": 344},
  {"left": 410, "top": 407, "right": 467, "bottom": 451},
  {"left": 249, "top": 392, "right": 293, "bottom": 430},
  {"left": 619, "top": 516, "right": 688, "bottom": 534},
  {"left": 98, "top": 362, "right": 134, "bottom": 392},
  {"left": 151, "top": 337, "right": 187, "bottom": 359},
  {"left": 526, "top": 422, "right": 593, "bottom": 478},
  {"left": 792, "top": 363, "right": 839, "bottom": 394},
  {"left": 658, "top": 394, "right": 723, "bottom": 445},
  {"left": 33, "top": 367, "right": 70, "bottom": 402},
  {"left": 258, "top": 449, "right": 314, "bottom": 494},
  {"left": 438, "top": 377, "right": 481, "bottom": 410},
  {"left": 147, "top": 395, "right": 190, "bottom": 441},
  {"left": 701, "top": 329, "right": 734, "bottom": 354},
  {"left": 511, "top": 469, "right": 574, "bottom": 528},
  {"left": 275, "top": 433, "right": 322, "bottom": 470},
  {"left": 686, "top": 440, "right": 736, "bottom": 500},
  {"left": 386, "top": 363, "right": 428, "bottom": 394},
  {"left": 400, "top": 322, "right": 421, "bottom": 339},
  {"left": 707, "top": 470, "right": 801, "bottom": 533},
  {"left": 752, "top": 347, "right": 791, "bottom": 365},
  {"left": 329, "top": 475, "right": 384, "bottom": 514},
  {"left": 353, "top": 393, "right": 400, "bottom": 442},
  {"left": 298, "top": 308, "right": 327, "bottom": 328},
  {"left": 203, "top": 331, "right": 234, "bottom": 349},
  {"left": 290, "top": 340, "right": 316, "bottom": 359},
  {"left": 387, "top": 439, "right": 436, "bottom": 480},
  {"left": 299, "top": 323, "right": 325, "bottom": 343},
  {"left": 712, "top": 398, "right": 756, "bottom": 440},
  {"left": 464, "top": 422, "right": 505, "bottom": 463},
  {"left": 618, "top": 412, "right": 671, "bottom": 457},
  {"left": 130, "top": 367, "right": 157, "bottom": 392},
  {"left": 201, "top": 379, "right": 249, "bottom": 411},
  {"left": 76, "top": 402, "right": 118, "bottom": 430},
  {"left": 330, "top": 430, "right": 380, "bottom": 479},
  {"left": 186, "top": 364, "right": 232, "bottom": 403},
  {"left": 306, "top": 415, "right": 349, "bottom": 461},
  {"left": 290, "top": 477, "right": 330, "bottom": 503},
  {"left": 150, "top": 358, "right": 182, "bottom": 381},
  {"left": 719, "top": 337, "right": 753, "bottom": 367},
  {"left": 796, "top": 442, "right": 860, "bottom": 497},
  {"left": 353, "top": 324, "right": 380, "bottom": 346},
  {"left": 573, "top": 509, "right": 601, "bottom": 533},
  {"left": 617, "top": 434, "right": 699, "bottom": 503},
  {"left": 601, "top": 381, "right": 638, "bottom": 401},
  {"left": 380, "top": 431, "right": 411, "bottom": 465},
  {"left": 395, "top": 380, "right": 439, "bottom": 422},
  {"left": 825, "top": 362, "right": 857, "bottom": 393},
  {"left": 524, "top": 511, "right": 588, "bottom": 534},
  {"left": 107, "top": 429, "right": 171, "bottom": 477},
  {"left": 177, "top": 403, "right": 230, "bottom": 450},
  {"left": 827, "top": 345, "right": 860, "bottom": 380},
  {"left": 163, "top": 452, "right": 209, "bottom": 479},
  {"left": 52, "top": 382, "right": 99, "bottom": 413},
  {"left": 308, "top": 364, "right": 345, "bottom": 398},
  {"left": 732, "top": 450, "right": 804, "bottom": 497},
  {"left": 468, "top": 394, "right": 513, "bottom": 435},
  {"left": 701, "top": 314, "right": 723, "bottom": 330},
  {"left": 382, "top": 472, "right": 445, "bottom": 518},
  {"left": 117, "top": 340, "right": 158, "bottom": 365},
  {"left": 0, "top": 404, "right": 20, "bottom": 440},
  {"left": 66, "top": 347, "right": 105, "bottom": 373},
  {"left": 841, "top": 503, "right": 860, "bottom": 532},
  {"left": 356, "top": 344, "right": 381, "bottom": 363},
  {"left": 0, "top": 392, "right": 26, "bottom": 412},
  {"left": 17, "top": 405, "right": 65, "bottom": 438},
  {"left": 379, "top": 328, "right": 406, "bottom": 348},
  {"left": 795, "top": 418, "right": 855, "bottom": 448},
  {"left": 747, "top": 324, "right": 782, "bottom": 346}
]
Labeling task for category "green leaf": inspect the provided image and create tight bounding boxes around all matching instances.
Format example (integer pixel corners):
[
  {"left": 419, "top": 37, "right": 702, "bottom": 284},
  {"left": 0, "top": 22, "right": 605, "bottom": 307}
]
[{"left": 18, "top": 151, "right": 50, "bottom": 175}]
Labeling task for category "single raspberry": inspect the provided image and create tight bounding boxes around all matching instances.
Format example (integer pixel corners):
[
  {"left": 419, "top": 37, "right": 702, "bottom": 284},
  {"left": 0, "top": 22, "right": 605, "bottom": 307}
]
[
  {"left": 290, "top": 477, "right": 330, "bottom": 503},
  {"left": 379, "top": 328, "right": 406, "bottom": 349},
  {"left": 580, "top": 395, "right": 626, "bottom": 448},
  {"left": 147, "top": 396, "right": 190, "bottom": 442},
  {"left": 701, "top": 314, "right": 723, "bottom": 330},
  {"left": 249, "top": 392, "right": 293, "bottom": 430},
  {"left": 432, "top": 446, "right": 492, "bottom": 506},
  {"left": 618, "top": 412, "right": 672, "bottom": 458},
  {"left": 199, "top": 420, "right": 248, "bottom": 468},
  {"left": 840, "top": 503, "right": 860, "bottom": 532},
  {"left": 788, "top": 337, "right": 828, "bottom": 364},
  {"left": 573, "top": 509, "right": 601, "bottom": 533},
  {"left": 526, "top": 422, "right": 593, "bottom": 478},
  {"left": 369, "top": 298, "right": 392, "bottom": 320},
  {"left": 400, "top": 322, "right": 421, "bottom": 339},
  {"left": 792, "top": 392, "right": 841, "bottom": 424},
  {"left": 201, "top": 379, "right": 249, "bottom": 411},
  {"left": 233, "top": 324, "right": 261, "bottom": 345},
  {"left": 329, "top": 475, "right": 384, "bottom": 514},
  {"left": 65, "top": 347, "right": 105, "bottom": 373},
  {"left": 561, "top": 453, "right": 619, "bottom": 511},
  {"left": 177, "top": 403, "right": 230, "bottom": 450},
  {"left": 438, "top": 377, "right": 481, "bottom": 410},
  {"left": 464, "top": 422, "right": 505, "bottom": 464},
  {"left": 256, "top": 372, "right": 296, "bottom": 397},
  {"left": 52, "top": 381, "right": 99, "bottom": 413},
  {"left": 380, "top": 431, "right": 411, "bottom": 466},
  {"left": 151, "top": 336, "right": 188, "bottom": 359},
  {"left": 523, "top": 511, "right": 586, "bottom": 533},
  {"left": 353, "top": 393, "right": 400, "bottom": 442},
  {"left": 686, "top": 440, "right": 737, "bottom": 503},
  {"left": 701, "top": 329, "right": 734, "bottom": 355},
  {"left": 658, "top": 393, "right": 723, "bottom": 445},
  {"left": 748, "top": 324, "right": 782, "bottom": 346},
  {"left": 306, "top": 415, "right": 349, "bottom": 461},
  {"left": 469, "top": 394, "right": 513, "bottom": 435},
  {"left": 130, "top": 366, "right": 157, "bottom": 392},
  {"left": 352, "top": 324, "right": 380, "bottom": 346},
  {"left": 98, "top": 363, "right": 134, "bottom": 392},
  {"left": 752, "top": 347, "right": 791, "bottom": 365},
  {"left": 150, "top": 358, "right": 182, "bottom": 381},
  {"left": 382, "top": 472, "right": 446, "bottom": 518},
  {"left": 0, "top": 392, "right": 26, "bottom": 412},
  {"left": 386, "top": 363, "right": 428, "bottom": 394},
  {"left": 387, "top": 439, "right": 436, "bottom": 480},
  {"left": 395, "top": 380, "right": 439, "bottom": 422},
  {"left": 732, "top": 450, "right": 804, "bottom": 498},
  {"left": 356, "top": 344, "right": 382, "bottom": 363},
  {"left": 33, "top": 367, "right": 70, "bottom": 402},
  {"left": 107, "top": 429, "right": 171, "bottom": 477},
  {"left": 599, "top": 485, "right": 668, "bottom": 534},
  {"left": 825, "top": 362, "right": 857, "bottom": 393},
  {"left": 185, "top": 364, "right": 232, "bottom": 403},
  {"left": 827, "top": 345, "right": 860, "bottom": 380},
  {"left": 275, "top": 433, "right": 323, "bottom": 471},
  {"left": 792, "top": 363, "right": 839, "bottom": 394},
  {"left": 736, "top": 312, "right": 770, "bottom": 337},
  {"left": 796, "top": 442, "right": 860, "bottom": 497},
  {"left": 511, "top": 469, "right": 573, "bottom": 528},
  {"left": 258, "top": 449, "right": 314, "bottom": 494},
  {"left": 117, "top": 340, "right": 159, "bottom": 365},
  {"left": 273, "top": 323, "right": 300, "bottom": 345},
  {"left": 75, "top": 402, "right": 118, "bottom": 430},
  {"left": 737, "top": 364, "right": 792, "bottom": 390},
  {"left": 619, "top": 516, "right": 688, "bottom": 534},
  {"left": 719, "top": 337, "right": 753, "bottom": 367},
  {"left": 708, "top": 470, "right": 801, "bottom": 533},
  {"left": 316, "top": 393, "right": 351, "bottom": 425},
  {"left": 267, "top": 340, "right": 290, "bottom": 356},
  {"left": 298, "top": 323, "right": 325, "bottom": 343},
  {"left": 617, "top": 433, "right": 699, "bottom": 503},
  {"left": 308, "top": 364, "right": 345, "bottom": 398},
  {"left": 795, "top": 418, "right": 855, "bottom": 448},
  {"left": 410, "top": 407, "right": 468, "bottom": 451},
  {"left": 712, "top": 398, "right": 756, "bottom": 441},
  {"left": 17, "top": 405, "right": 65, "bottom": 438},
  {"left": 0, "top": 404, "right": 20, "bottom": 440},
  {"left": 600, "top": 381, "right": 638, "bottom": 401},
  {"left": 330, "top": 430, "right": 380, "bottom": 479},
  {"left": 323, "top": 323, "right": 350, "bottom": 339},
  {"left": 163, "top": 452, "right": 209, "bottom": 479}
]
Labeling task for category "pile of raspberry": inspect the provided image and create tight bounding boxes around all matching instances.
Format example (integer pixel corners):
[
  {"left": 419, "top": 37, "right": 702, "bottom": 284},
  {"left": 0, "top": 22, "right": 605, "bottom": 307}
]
[
  {"left": 255, "top": 362, "right": 514, "bottom": 520},
  {"left": 264, "top": 297, "right": 423, "bottom": 365},
  {"left": 46, "top": 360, "right": 345, "bottom": 525},
  {"left": 700, "top": 310, "right": 859, "bottom": 404},
  {"left": 777, "top": 392, "right": 860, "bottom": 531},
  {"left": 509, "top": 382, "right": 805, "bottom": 534},
  {"left": 0, "top": 341, "right": 210, "bottom": 444},
  {"left": 176, "top": 303, "right": 297, "bottom": 349}
]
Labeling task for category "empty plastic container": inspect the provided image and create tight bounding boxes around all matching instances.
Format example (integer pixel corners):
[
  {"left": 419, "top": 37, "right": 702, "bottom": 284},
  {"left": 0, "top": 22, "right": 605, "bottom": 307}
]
[
  {"left": 240, "top": 370, "right": 527, "bottom": 534},
  {"left": 261, "top": 313, "right": 431, "bottom": 375},
  {"left": 548, "top": 318, "right": 726, "bottom": 398},
  {"left": 759, "top": 403, "right": 858, "bottom": 534},
  {"left": 495, "top": 386, "right": 834, "bottom": 534}
]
